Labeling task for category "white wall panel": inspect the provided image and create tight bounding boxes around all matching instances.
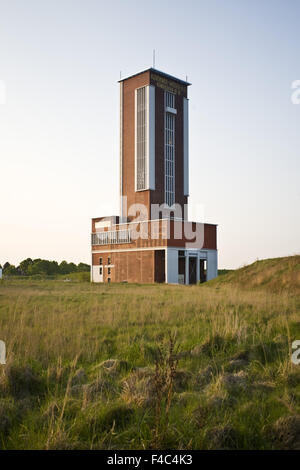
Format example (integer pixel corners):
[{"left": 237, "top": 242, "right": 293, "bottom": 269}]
[
  {"left": 183, "top": 97, "right": 189, "bottom": 196},
  {"left": 148, "top": 85, "right": 155, "bottom": 190},
  {"left": 92, "top": 265, "right": 103, "bottom": 283},
  {"left": 166, "top": 248, "right": 178, "bottom": 284},
  {"left": 206, "top": 250, "right": 218, "bottom": 281}
]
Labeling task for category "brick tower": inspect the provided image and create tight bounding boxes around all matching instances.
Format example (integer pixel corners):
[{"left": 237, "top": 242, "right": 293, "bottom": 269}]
[
  {"left": 91, "top": 68, "right": 218, "bottom": 284},
  {"left": 119, "top": 68, "right": 190, "bottom": 221}
]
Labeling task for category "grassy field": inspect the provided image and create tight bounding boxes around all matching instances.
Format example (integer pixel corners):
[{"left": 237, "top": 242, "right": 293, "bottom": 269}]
[{"left": 0, "top": 257, "right": 300, "bottom": 450}]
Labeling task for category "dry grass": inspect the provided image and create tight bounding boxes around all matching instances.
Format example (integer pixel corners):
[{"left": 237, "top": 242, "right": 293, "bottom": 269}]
[{"left": 0, "top": 265, "right": 299, "bottom": 449}]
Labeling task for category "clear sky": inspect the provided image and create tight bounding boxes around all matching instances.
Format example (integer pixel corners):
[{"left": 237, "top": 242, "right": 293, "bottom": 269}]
[{"left": 0, "top": 0, "right": 299, "bottom": 269}]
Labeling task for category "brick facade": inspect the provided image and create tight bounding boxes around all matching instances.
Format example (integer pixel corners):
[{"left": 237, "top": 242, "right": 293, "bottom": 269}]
[{"left": 93, "top": 250, "right": 156, "bottom": 283}]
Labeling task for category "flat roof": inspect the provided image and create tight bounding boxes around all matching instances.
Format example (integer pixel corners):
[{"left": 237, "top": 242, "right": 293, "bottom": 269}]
[{"left": 118, "top": 67, "right": 191, "bottom": 86}]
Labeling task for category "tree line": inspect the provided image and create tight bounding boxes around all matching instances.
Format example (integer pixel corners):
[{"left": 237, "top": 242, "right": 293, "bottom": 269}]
[{"left": 0, "top": 258, "right": 90, "bottom": 276}]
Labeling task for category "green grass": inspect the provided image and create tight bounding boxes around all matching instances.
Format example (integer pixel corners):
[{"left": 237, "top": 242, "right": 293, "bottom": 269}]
[
  {"left": 210, "top": 255, "right": 300, "bottom": 293},
  {"left": 0, "top": 257, "right": 300, "bottom": 449}
]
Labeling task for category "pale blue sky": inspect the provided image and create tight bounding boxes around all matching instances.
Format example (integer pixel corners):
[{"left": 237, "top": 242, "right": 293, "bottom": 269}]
[{"left": 0, "top": 0, "right": 299, "bottom": 269}]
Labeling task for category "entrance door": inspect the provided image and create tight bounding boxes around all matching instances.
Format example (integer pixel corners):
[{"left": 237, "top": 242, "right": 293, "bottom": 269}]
[
  {"left": 178, "top": 250, "right": 185, "bottom": 284},
  {"left": 154, "top": 250, "right": 165, "bottom": 283},
  {"left": 189, "top": 257, "right": 197, "bottom": 284},
  {"left": 200, "top": 259, "right": 207, "bottom": 283}
]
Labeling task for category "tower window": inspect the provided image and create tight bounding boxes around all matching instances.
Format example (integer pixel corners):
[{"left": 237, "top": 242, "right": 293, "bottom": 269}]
[
  {"left": 108, "top": 267, "right": 111, "bottom": 275},
  {"left": 136, "top": 86, "right": 147, "bottom": 190},
  {"left": 99, "top": 267, "right": 103, "bottom": 275},
  {"left": 165, "top": 91, "right": 175, "bottom": 109},
  {"left": 108, "top": 257, "right": 111, "bottom": 265},
  {"left": 165, "top": 92, "right": 175, "bottom": 207},
  {"left": 99, "top": 257, "right": 103, "bottom": 265}
]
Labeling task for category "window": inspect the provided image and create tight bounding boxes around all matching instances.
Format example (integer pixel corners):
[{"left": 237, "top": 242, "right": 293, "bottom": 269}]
[
  {"left": 99, "top": 257, "right": 102, "bottom": 265},
  {"left": 165, "top": 92, "right": 175, "bottom": 207},
  {"left": 99, "top": 267, "right": 103, "bottom": 275},
  {"left": 108, "top": 267, "right": 111, "bottom": 275},
  {"left": 107, "top": 278, "right": 111, "bottom": 284},
  {"left": 136, "top": 86, "right": 147, "bottom": 190},
  {"left": 165, "top": 91, "right": 175, "bottom": 109},
  {"left": 108, "top": 257, "right": 111, "bottom": 265}
]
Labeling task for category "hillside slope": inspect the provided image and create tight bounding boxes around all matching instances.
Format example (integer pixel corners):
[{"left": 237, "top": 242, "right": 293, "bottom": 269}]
[{"left": 211, "top": 255, "right": 300, "bottom": 293}]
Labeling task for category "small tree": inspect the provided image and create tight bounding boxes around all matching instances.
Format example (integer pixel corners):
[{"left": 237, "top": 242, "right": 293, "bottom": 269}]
[
  {"left": 77, "top": 263, "right": 90, "bottom": 272},
  {"left": 4, "top": 264, "right": 19, "bottom": 276},
  {"left": 3, "top": 262, "right": 10, "bottom": 271},
  {"left": 59, "top": 261, "right": 71, "bottom": 275},
  {"left": 19, "top": 258, "right": 34, "bottom": 275},
  {"left": 28, "top": 260, "right": 50, "bottom": 275}
]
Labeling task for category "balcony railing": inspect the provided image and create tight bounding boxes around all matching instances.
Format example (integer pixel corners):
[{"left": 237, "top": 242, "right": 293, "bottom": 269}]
[{"left": 91, "top": 229, "right": 131, "bottom": 246}]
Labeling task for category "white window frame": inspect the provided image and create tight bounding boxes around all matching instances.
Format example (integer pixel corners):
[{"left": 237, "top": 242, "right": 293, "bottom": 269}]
[
  {"left": 164, "top": 91, "right": 176, "bottom": 207},
  {"left": 135, "top": 85, "right": 155, "bottom": 192},
  {"left": 135, "top": 86, "right": 147, "bottom": 191}
]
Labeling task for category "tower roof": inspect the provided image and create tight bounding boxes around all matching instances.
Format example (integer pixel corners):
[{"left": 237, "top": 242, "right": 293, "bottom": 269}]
[{"left": 118, "top": 67, "right": 191, "bottom": 86}]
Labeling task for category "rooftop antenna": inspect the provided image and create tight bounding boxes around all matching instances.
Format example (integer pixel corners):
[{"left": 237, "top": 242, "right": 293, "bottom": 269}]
[
  {"left": 186, "top": 74, "right": 188, "bottom": 82},
  {"left": 153, "top": 49, "right": 155, "bottom": 69},
  {"left": 120, "top": 70, "right": 122, "bottom": 80}
]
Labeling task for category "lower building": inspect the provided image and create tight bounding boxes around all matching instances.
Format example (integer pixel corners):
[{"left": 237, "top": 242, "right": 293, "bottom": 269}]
[{"left": 91, "top": 217, "right": 217, "bottom": 284}]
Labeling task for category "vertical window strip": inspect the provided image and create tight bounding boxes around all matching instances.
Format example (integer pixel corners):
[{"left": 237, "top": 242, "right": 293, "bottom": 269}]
[
  {"left": 136, "top": 87, "right": 147, "bottom": 190},
  {"left": 165, "top": 92, "right": 175, "bottom": 206}
]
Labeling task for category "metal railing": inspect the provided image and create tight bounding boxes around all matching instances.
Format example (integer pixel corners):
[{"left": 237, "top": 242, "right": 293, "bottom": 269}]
[{"left": 91, "top": 229, "right": 131, "bottom": 246}]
